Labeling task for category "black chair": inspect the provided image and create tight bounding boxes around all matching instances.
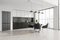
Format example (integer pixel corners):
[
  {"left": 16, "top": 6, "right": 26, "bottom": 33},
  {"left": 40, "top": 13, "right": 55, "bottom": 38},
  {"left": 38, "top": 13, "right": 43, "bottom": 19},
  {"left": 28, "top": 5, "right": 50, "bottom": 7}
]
[
  {"left": 42, "top": 23, "right": 48, "bottom": 28},
  {"left": 34, "top": 23, "right": 42, "bottom": 30}
]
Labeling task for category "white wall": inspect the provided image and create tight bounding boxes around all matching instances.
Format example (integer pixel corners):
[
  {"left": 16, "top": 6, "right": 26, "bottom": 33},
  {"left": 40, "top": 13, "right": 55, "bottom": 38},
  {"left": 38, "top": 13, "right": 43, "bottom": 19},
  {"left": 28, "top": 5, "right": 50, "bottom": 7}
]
[{"left": 11, "top": 10, "right": 33, "bottom": 17}]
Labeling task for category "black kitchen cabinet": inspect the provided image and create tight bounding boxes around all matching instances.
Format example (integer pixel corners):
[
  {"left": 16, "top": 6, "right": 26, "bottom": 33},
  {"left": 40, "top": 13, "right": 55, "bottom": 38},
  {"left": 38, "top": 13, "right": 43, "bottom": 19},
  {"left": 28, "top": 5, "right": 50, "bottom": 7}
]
[{"left": 13, "top": 17, "right": 34, "bottom": 29}]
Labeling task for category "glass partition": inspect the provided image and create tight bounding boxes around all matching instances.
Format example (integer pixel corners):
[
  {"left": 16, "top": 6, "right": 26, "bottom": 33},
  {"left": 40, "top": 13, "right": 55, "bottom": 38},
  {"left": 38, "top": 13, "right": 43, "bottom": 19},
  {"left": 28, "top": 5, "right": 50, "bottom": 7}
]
[{"left": 39, "top": 8, "right": 54, "bottom": 28}]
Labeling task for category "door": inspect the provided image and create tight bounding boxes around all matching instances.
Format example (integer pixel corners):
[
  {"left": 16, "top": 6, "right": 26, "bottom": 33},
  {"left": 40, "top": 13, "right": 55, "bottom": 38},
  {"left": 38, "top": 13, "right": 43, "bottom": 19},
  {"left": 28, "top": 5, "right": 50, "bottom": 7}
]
[{"left": 2, "top": 11, "right": 11, "bottom": 31}]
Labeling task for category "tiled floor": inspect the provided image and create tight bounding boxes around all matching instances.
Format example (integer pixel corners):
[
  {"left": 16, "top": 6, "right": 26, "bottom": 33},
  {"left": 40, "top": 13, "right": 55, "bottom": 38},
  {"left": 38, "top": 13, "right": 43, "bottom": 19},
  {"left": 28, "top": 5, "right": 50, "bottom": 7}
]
[{"left": 0, "top": 28, "right": 60, "bottom": 40}]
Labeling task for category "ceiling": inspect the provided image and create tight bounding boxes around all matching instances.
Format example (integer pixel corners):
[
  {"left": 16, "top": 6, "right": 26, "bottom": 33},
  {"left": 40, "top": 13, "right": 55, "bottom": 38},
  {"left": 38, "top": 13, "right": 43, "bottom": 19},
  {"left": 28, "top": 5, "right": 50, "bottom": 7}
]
[
  {"left": 42, "top": 0, "right": 58, "bottom": 6},
  {"left": 0, "top": 0, "right": 57, "bottom": 11}
]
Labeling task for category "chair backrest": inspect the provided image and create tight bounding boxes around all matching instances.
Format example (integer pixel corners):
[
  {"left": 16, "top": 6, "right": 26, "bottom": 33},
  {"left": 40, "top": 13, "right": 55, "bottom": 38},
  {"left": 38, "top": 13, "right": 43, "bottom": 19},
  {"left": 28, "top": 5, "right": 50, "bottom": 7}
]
[{"left": 42, "top": 23, "right": 48, "bottom": 28}]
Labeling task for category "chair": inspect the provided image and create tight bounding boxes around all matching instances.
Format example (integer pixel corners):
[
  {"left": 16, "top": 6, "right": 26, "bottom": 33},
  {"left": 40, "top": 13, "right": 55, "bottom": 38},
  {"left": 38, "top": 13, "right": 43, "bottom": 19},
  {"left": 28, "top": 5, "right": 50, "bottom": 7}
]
[
  {"left": 42, "top": 23, "right": 48, "bottom": 28},
  {"left": 34, "top": 23, "right": 42, "bottom": 32}
]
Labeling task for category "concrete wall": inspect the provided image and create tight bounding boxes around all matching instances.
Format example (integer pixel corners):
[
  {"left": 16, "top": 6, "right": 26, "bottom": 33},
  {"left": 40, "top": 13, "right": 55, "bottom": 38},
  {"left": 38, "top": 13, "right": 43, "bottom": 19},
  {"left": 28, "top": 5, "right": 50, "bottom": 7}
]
[
  {"left": 59, "top": 5, "right": 60, "bottom": 29},
  {"left": 0, "top": 10, "right": 2, "bottom": 31},
  {"left": 53, "top": 6, "right": 58, "bottom": 29}
]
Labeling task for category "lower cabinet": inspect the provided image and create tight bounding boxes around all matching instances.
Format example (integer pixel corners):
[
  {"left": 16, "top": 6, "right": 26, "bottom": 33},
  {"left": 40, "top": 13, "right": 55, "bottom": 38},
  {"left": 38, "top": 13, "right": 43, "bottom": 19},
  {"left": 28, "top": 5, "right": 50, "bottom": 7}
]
[
  {"left": 2, "top": 23, "right": 10, "bottom": 31},
  {"left": 13, "top": 22, "right": 28, "bottom": 29},
  {"left": 13, "top": 22, "right": 34, "bottom": 29}
]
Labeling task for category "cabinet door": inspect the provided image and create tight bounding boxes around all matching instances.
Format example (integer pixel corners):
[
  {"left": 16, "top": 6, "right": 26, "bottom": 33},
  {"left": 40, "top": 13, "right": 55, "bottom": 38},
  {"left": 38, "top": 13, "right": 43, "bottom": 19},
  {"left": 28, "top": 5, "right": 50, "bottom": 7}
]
[{"left": 2, "top": 11, "right": 11, "bottom": 31}]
